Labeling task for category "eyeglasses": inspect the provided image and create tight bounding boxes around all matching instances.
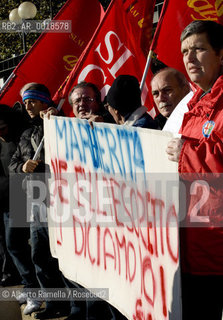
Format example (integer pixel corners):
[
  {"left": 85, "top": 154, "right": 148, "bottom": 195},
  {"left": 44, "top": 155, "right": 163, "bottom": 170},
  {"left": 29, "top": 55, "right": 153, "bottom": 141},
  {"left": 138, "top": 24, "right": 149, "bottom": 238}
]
[{"left": 72, "top": 96, "right": 95, "bottom": 106}]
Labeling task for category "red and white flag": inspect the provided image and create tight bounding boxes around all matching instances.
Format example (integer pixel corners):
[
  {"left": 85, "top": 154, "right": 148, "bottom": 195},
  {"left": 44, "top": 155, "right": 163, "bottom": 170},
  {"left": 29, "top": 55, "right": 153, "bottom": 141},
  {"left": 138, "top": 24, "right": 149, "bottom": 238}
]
[
  {"left": 0, "top": 0, "right": 104, "bottom": 107},
  {"left": 54, "top": 0, "right": 156, "bottom": 117},
  {"left": 152, "top": 0, "right": 223, "bottom": 75}
]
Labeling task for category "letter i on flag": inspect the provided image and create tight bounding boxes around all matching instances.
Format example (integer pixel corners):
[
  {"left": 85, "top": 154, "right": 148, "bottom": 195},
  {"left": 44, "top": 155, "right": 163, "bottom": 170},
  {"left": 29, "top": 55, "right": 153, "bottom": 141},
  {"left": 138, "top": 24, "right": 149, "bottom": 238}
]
[
  {"left": 0, "top": 0, "right": 104, "bottom": 107},
  {"left": 53, "top": 0, "right": 157, "bottom": 117},
  {"left": 151, "top": 0, "right": 223, "bottom": 76}
]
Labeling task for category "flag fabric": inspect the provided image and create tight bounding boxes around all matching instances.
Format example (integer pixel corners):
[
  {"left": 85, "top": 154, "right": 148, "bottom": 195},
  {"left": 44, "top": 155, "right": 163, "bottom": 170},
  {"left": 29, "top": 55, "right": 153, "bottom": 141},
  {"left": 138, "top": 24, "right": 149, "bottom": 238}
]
[
  {"left": 0, "top": 0, "right": 104, "bottom": 107},
  {"left": 152, "top": 0, "right": 223, "bottom": 75},
  {"left": 53, "top": 0, "right": 156, "bottom": 117}
]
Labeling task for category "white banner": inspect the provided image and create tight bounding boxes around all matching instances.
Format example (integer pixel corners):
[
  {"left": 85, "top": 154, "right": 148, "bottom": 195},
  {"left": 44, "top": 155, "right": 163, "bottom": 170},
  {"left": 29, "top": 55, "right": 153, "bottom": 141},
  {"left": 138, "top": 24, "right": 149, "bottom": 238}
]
[{"left": 44, "top": 116, "right": 181, "bottom": 320}]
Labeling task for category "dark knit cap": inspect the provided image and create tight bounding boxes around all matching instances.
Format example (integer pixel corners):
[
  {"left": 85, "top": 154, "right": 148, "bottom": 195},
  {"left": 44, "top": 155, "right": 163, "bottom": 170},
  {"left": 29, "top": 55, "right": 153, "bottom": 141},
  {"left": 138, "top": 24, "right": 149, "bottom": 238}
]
[{"left": 106, "top": 75, "right": 142, "bottom": 115}]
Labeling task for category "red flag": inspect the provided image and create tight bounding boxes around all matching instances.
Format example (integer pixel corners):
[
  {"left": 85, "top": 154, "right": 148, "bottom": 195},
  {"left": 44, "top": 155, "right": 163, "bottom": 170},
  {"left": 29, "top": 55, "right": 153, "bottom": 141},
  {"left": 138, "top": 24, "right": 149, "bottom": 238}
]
[
  {"left": 152, "top": 0, "right": 223, "bottom": 75},
  {"left": 54, "top": 0, "right": 156, "bottom": 117},
  {"left": 0, "top": 0, "right": 104, "bottom": 107}
]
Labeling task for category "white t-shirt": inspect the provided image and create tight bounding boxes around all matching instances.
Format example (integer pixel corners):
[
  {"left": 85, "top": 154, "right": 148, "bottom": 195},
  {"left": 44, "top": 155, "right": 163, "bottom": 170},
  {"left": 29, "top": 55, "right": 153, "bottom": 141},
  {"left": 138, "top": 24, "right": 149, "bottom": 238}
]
[{"left": 162, "top": 91, "right": 194, "bottom": 134}]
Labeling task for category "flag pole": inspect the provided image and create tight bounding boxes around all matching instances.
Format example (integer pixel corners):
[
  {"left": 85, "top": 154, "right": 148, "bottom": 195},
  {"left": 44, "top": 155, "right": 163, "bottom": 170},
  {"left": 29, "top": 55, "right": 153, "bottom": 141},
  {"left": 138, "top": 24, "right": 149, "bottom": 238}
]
[
  {"left": 140, "top": 50, "right": 154, "bottom": 91},
  {"left": 32, "top": 98, "right": 65, "bottom": 161},
  {"left": 0, "top": 72, "right": 16, "bottom": 95},
  {"left": 140, "top": 0, "right": 169, "bottom": 92}
]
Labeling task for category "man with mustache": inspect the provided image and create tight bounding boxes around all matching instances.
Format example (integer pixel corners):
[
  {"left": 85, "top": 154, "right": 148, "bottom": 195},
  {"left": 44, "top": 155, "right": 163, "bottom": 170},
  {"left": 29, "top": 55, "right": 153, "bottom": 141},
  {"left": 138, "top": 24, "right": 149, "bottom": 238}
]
[
  {"left": 151, "top": 67, "right": 190, "bottom": 129},
  {"left": 166, "top": 20, "right": 223, "bottom": 320}
]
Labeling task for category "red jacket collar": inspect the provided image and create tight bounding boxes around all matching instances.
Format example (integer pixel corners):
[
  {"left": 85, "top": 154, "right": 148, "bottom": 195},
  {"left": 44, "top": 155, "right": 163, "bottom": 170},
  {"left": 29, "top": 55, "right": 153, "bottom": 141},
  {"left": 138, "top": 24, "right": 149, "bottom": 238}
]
[{"left": 188, "top": 75, "right": 223, "bottom": 111}]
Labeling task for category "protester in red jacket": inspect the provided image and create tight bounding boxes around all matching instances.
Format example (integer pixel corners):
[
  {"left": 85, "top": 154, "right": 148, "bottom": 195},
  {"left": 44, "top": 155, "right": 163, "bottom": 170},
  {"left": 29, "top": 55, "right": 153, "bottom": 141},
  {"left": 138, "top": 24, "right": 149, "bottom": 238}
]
[{"left": 166, "top": 20, "right": 223, "bottom": 320}]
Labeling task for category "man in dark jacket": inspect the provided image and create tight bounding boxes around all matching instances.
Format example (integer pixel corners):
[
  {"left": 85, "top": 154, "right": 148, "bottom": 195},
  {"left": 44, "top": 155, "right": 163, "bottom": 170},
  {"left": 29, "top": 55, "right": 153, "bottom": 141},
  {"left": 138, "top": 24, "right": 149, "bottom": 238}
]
[
  {"left": 0, "top": 104, "right": 24, "bottom": 287},
  {"left": 8, "top": 83, "right": 68, "bottom": 317}
]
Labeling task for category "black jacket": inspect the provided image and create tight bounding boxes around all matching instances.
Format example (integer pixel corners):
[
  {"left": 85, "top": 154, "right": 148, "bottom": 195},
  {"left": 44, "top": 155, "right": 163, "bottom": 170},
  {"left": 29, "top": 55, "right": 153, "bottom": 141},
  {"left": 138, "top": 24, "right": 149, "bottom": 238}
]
[
  {"left": 154, "top": 113, "right": 167, "bottom": 130},
  {"left": 0, "top": 139, "right": 17, "bottom": 213},
  {"left": 9, "top": 117, "right": 44, "bottom": 173}
]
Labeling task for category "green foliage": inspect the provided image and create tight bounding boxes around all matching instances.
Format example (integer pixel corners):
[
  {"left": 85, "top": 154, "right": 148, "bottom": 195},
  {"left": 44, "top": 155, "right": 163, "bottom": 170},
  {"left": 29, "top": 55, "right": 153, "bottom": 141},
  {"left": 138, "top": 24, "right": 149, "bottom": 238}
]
[
  {"left": 0, "top": 0, "right": 66, "bottom": 61},
  {"left": 0, "top": 0, "right": 111, "bottom": 61},
  {"left": 100, "top": 0, "right": 111, "bottom": 10}
]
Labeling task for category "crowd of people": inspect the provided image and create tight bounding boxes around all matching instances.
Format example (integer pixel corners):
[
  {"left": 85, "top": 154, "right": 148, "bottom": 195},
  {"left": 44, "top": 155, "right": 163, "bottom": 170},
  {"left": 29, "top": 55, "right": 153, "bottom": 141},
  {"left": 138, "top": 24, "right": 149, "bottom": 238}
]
[{"left": 0, "top": 19, "right": 223, "bottom": 320}]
